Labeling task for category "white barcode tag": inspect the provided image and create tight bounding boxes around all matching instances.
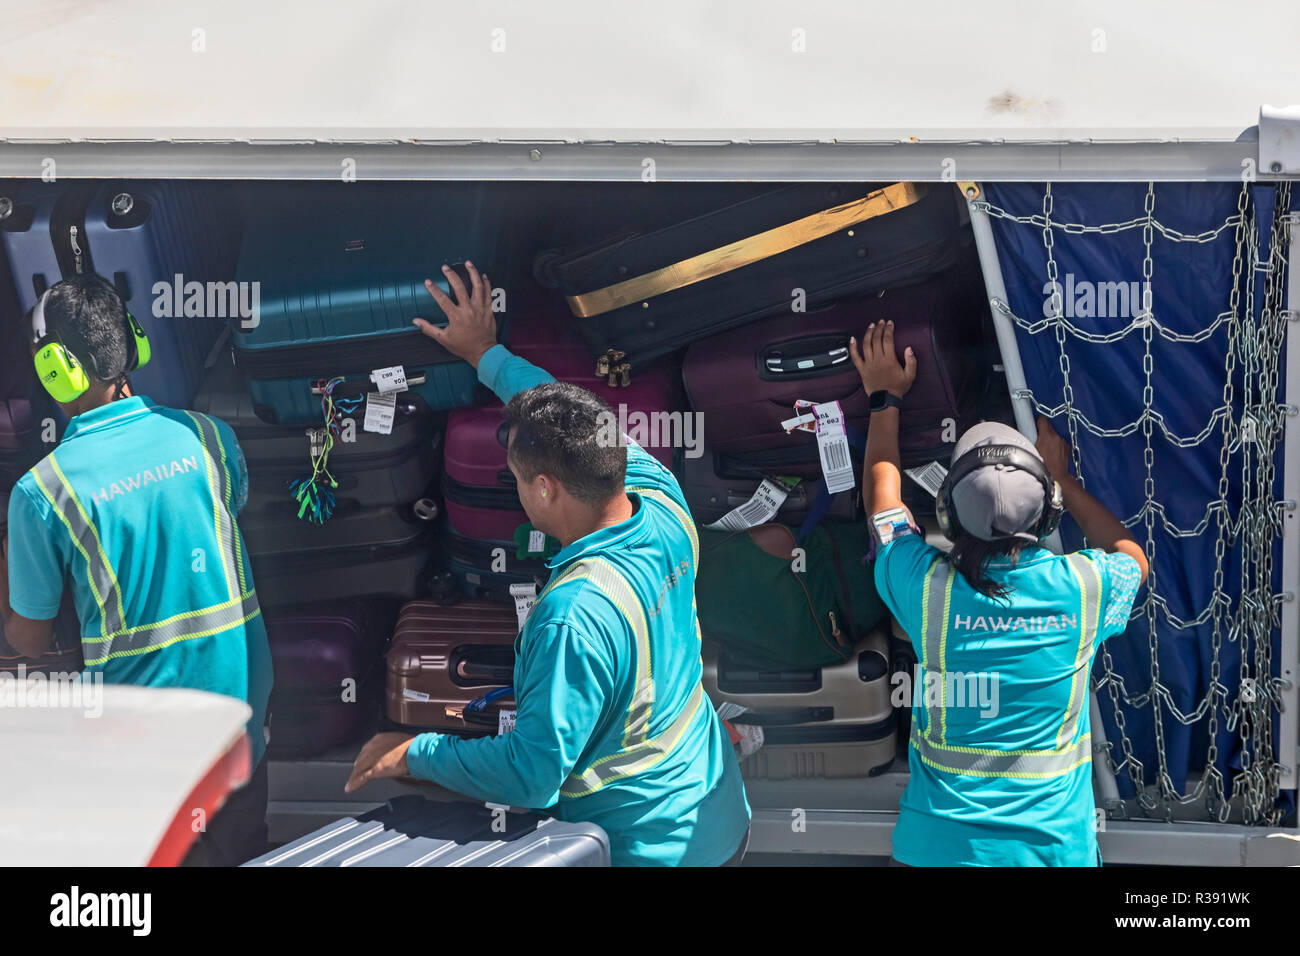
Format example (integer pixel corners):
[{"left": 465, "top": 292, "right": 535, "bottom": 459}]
[
  {"left": 527, "top": 529, "right": 546, "bottom": 554},
  {"left": 904, "top": 460, "right": 949, "bottom": 498},
  {"left": 370, "top": 365, "right": 408, "bottom": 393},
  {"left": 509, "top": 581, "right": 537, "bottom": 631},
  {"left": 704, "top": 478, "right": 791, "bottom": 532},
  {"left": 715, "top": 701, "right": 751, "bottom": 721},
  {"left": 780, "top": 411, "right": 817, "bottom": 434},
  {"left": 813, "top": 402, "right": 856, "bottom": 494},
  {"left": 402, "top": 688, "right": 431, "bottom": 702},
  {"left": 497, "top": 709, "right": 517, "bottom": 735},
  {"left": 363, "top": 390, "right": 397, "bottom": 434}
]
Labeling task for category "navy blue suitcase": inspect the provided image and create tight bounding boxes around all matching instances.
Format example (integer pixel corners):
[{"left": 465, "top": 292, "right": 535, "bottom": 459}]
[
  {"left": 80, "top": 182, "right": 244, "bottom": 410},
  {"left": 0, "top": 180, "right": 244, "bottom": 411},
  {"left": 243, "top": 796, "right": 611, "bottom": 867},
  {"left": 231, "top": 185, "right": 505, "bottom": 425},
  {"left": 533, "top": 181, "right": 970, "bottom": 370}
]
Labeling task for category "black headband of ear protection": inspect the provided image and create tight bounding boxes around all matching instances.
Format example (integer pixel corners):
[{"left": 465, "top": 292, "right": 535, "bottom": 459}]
[{"left": 937, "top": 443, "right": 1062, "bottom": 540}]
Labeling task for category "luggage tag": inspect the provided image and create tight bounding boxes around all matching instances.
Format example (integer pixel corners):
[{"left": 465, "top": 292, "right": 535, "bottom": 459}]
[
  {"left": 513, "top": 523, "right": 560, "bottom": 560},
  {"left": 811, "top": 401, "right": 856, "bottom": 494},
  {"left": 369, "top": 364, "right": 409, "bottom": 393},
  {"left": 904, "top": 460, "right": 948, "bottom": 498},
  {"left": 703, "top": 476, "right": 799, "bottom": 532},
  {"left": 497, "top": 709, "right": 517, "bottom": 735},
  {"left": 509, "top": 581, "right": 538, "bottom": 631},
  {"left": 363, "top": 391, "right": 397, "bottom": 435}
]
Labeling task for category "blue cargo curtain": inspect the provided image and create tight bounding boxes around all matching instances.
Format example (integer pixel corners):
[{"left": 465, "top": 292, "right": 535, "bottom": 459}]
[{"left": 982, "top": 182, "right": 1294, "bottom": 824}]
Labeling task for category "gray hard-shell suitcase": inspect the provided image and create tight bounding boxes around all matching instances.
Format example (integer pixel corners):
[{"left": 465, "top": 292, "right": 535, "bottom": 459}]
[{"left": 243, "top": 796, "right": 611, "bottom": 867}]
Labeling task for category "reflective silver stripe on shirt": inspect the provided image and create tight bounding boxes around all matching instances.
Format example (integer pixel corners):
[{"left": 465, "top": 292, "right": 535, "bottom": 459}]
[
  {"left": 585, "top": 559, "right": 655, "bottom": 746},
  {"left": 560, "top": 682, "right": 705, "bottom": 799},
  {"left": 83, "top": 591, "right": 262, "bottom": 665},
  {"left": 1057, "top": 552, "right": 1103, "bottom": 750},
  {"left": 31, "top": 455, "right": 126, "bottom": 641},
  {"left": 630, "top": 486, "right": 699, "bottom": 570},
  {"left": 185, "top": 411, "right": 241, "bottom": 602},
  {"left": 911, "top": 726, "right": 1093, "bottom": 779},
  {"left": 920, "top": 557, "right": 953, "bottom": 744}
]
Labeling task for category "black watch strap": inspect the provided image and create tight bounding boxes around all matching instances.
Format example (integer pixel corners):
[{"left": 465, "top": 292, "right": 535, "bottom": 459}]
[{"left": 868, "top": 390, "right": 904, "bottom": 413}]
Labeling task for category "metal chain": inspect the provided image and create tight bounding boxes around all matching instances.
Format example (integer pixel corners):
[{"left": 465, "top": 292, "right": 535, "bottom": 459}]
[{"left": 1003, "top": 181, "right": 1287, "bottom": 823}]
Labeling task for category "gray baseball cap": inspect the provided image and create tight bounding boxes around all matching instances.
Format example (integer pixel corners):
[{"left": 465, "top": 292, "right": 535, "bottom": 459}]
[{"left": 948, "top": 422, "right": 1047, "bottom": 543}]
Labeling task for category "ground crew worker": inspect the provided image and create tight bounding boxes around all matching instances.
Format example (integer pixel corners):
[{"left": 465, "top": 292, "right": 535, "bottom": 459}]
[
  {"left": 850, "top": 318, "right": 1147, "bottom": 866},
  {"left": 347, "top": 262, "right": 752, "bottom": 866},
  {"left": 0, "top": 275, "right": 273, "bottom": 866}
]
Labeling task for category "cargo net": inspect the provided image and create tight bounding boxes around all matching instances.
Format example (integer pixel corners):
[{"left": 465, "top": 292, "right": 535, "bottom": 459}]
[{"left": 976, "top": 182, "right": 1293, "bottom": 825}]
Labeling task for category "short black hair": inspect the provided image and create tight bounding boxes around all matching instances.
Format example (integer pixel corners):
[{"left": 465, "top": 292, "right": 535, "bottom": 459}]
[
  {"left": 502, "top": 382, "right": 626, "bottom": 504},
  {"left": 39, "top": 275, "right": 129, "bottom": 382}
]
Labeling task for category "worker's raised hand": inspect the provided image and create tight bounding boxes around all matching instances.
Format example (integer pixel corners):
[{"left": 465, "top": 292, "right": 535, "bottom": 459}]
[
  {"left": 849, "top": 319, "right": 916, "bottom": 399},
  {"left": 1034, "top": 414, "right": 1073, "bottom": 482},
  {"left": 414, "top": 261, "right": 497, "bottom": 369},
  {"left": 344, "top": 731, "right": 417, "bottom": 793}
]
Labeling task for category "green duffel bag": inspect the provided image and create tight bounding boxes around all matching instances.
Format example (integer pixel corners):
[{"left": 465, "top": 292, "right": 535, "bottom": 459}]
[{"left": 695, "top": 520, "right": 889, "bottom": 670}]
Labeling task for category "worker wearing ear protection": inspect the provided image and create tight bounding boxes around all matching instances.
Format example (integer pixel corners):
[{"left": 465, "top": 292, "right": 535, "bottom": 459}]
[
  {"left": 0, "top": 275, "right": 273, "bottom": 866},
  {"left": 849, "top": 319, "right": 1149, "bottom": 867}
]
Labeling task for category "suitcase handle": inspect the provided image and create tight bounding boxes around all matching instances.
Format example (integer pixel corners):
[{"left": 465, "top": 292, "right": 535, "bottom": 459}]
[
  {"left": 762, "top": 343, "right": 852, "bottom": 376},
  {"left": 732, "top": 706, "right": 833, "bottom": 726},
  {"left": 456, "top": 660, "right": 515, "bottom": 684}
]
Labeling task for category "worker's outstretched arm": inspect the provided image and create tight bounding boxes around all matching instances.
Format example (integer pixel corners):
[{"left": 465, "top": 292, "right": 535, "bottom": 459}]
[
  {"left": 850, "top": 319, "right": 917, "bottom": 518},
  {"left": 2, "top": 487, "right": 62, "bottom": 657},
  {"left": 1033, "top": 415, "right": 1150, "bottom": 585}
]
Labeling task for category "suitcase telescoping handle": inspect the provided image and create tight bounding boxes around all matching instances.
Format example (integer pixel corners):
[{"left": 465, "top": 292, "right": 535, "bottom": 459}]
[{"left": 309, "top": 373, "right": 428, "bottom": 396}]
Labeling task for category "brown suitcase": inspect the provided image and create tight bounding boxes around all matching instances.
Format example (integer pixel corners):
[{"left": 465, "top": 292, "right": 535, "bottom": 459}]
[{"left": 385, "top": 600, "right": 518, "bottom": 735}]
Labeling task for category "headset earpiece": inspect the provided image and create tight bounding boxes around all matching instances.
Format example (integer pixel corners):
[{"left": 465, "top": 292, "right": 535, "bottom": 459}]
[
  {"left": 33, "top": 338, "right": 91, "bottom": 404},
  {"left": 124, "top": 310, "right": 150, "bottom": 371}
]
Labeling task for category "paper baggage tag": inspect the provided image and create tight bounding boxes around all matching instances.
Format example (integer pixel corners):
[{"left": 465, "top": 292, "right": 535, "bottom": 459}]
[
  {"left": 527, "top": 529, "right": 546, "bottom": 554},
  {"left": 904, "top": 460, "right": 949, "bottom": 498},
  {"left": 813, "top": 402, "right": 856, "bottom": 494},
  {"left": 497, "top": 709, "right": 517, "bottom": 734},
  {"left": 509, "top": 582, "right": 538, "bottom": 631},
  {"left": 704, "top": 478, "right": 792, "bottom": 532},
  {"left": 370, "top": 365, "right": 409, "bottom": 393},
  {"left": 780, "top": 411, "right": 817, "bottom": 434},
  {"left": 402, "top": 688, "right": 431, "bottom": 702},
  {"left": 363, "top": 390, "right": 397, "bottom": 435},
  {"left": 715, "top": 701, "right": 751, "bottom": 721}
]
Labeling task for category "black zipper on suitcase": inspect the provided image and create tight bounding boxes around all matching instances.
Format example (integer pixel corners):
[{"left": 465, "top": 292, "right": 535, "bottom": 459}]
[
  {"left": 233, "top": 329, "right": 462, "bottom": 378},
  {"left": 442, "top": 475, "right": 521, "bottom": 510},
  {"left": 48, "top": 183, "right": 100, "bottom": 284}
]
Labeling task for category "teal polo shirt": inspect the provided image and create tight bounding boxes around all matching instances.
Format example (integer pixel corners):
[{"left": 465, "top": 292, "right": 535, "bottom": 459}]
[
  {"left": 875, "top": 532, "right": 1142, "bottom": 866},
  {"left": 406, "top": 345, "right": 751, "bottom": 866},
  {"left": 6, "top": 396, "right": 272, "bottom": 766}
]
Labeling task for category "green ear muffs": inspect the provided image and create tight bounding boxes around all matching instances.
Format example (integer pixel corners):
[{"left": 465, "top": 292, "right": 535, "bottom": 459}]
[{"left": 30, "top": 286, "right": 151, "bottom": 402}]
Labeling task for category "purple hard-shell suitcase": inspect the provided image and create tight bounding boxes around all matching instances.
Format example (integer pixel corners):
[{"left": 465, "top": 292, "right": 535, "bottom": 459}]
[
  {"left": 263, "top": 600, "right": 391, "bottom": 758},
  {"left": 682, "top": 271, "right": 988, "bottom": 470},
  {"left": 443, "top": 311, "right": 678, "bottom": 541}
]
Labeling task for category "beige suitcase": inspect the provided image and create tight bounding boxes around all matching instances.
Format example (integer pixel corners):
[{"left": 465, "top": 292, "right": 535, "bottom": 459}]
[{"left": 702, "top": 627, "right": 897, "bottom": 779}]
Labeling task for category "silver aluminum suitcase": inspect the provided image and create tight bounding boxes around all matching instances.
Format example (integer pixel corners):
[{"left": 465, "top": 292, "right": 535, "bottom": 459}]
[{"left": 243, "top": 796, "right": 611, "bottom": 867}]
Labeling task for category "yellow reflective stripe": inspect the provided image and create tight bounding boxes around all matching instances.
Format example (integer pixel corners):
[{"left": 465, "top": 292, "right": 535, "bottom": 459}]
[
  {"left": 628, "top": 486, "right": 699, "bottom": 570},
  {"left": 560, "top": 683, "right": 704, "bottom": 799},
  {"left": 196, "top": 412, "right": 248, "bottom": 594},
  {"left": 918, "top": 558, "right": 950, "bottom": 744},
  {"left": 184, "top": 412, "right": 239, "bottom": 603},
  {"left": 31, "top": 455, "right": 125, "bottom": 641},
  {"left": 937, "top": 569, "right": 954, "bottom": 744},
  {"left": 911, "top": 726, "right": 1092, "bottom": 779},
  {"left": 83, "top": 592, "right": 262, "bottom": 666},
  {"left": 548, "top": 558, "right": 654, "bottom": 747},
  {"left": 1057, "top": 553, "right": 1103, "bottom": 750}
]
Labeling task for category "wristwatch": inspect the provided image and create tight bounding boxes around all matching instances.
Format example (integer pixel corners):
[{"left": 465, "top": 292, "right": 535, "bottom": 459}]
[{"left": 868, "top": 390, "right": 904, "bottom": 413}]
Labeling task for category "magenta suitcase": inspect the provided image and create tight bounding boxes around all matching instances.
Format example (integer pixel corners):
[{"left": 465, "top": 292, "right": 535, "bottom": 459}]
[
  {"left": 682, "top": 272, "right": 988, "bottom": 471},
  {"left": 444, "top": 312, "right": 678, "bottom": 540},
  {"left": 264, "top": 601, "right": 392, "bottom": 758}
]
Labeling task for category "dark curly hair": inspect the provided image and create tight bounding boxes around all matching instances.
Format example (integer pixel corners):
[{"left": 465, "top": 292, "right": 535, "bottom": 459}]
[{"left": 39, "top": 274, "right": 130, "bottom": 383}]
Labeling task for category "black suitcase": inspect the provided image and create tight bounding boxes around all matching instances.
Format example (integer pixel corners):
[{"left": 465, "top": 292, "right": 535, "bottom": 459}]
[
  {"left": 533, "top": 181, "right": 969, "bottom": 370},
  {"left": 193, "top": 358, "right": 442, "bottom": 516},
  {"left": 243, "top": 506, "right": 437, "bottom": 608},
  {"left": 243, "top": 796, "right": 610, "bottom": 867}
]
